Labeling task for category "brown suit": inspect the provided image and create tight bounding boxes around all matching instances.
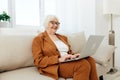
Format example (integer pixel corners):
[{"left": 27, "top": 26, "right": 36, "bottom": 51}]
[{"left": 32, "top": 31, "right": 98, "bottom": 80}]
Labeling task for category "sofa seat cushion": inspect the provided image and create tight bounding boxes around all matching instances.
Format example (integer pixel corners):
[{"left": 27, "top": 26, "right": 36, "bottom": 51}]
[
  {"left": 0, "top": 64, "right": 110, "bottom": 80},
  {"left": 0, "top": 67, "right": 54, "bottom": 80},
  {"left": 0, "top": 67, "right": 73, "bottom": 80}
]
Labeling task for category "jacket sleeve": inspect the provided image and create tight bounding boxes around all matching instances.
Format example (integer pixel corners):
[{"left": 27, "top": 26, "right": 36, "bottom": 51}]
[{"left": 32, "top": 36, "right": 59, "bottom": 68}]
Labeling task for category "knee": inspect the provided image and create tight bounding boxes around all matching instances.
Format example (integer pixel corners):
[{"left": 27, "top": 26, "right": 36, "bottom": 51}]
[
  {"left": 76, "top": 59, "right": 91, "bottom": 71},
  {"left": 86, "top": 57, "right": 96, "bottom": 66},
  {"left": 87, "top": 57, "right": 96, "bottom": 62},
  {"left": 81, "top": 59, "right": 91, "bottom": 70}
]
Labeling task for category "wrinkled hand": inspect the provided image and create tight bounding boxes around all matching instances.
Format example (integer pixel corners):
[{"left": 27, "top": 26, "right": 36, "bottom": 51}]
[
  {"left": 58, "top": 53, "right": 80, "bottom": 63},
  {"left": 58, "top": 54, "right": 72, "bottom": 62},
  {"left": 74, "top": 53, "right": 80, "bottom": 58}
]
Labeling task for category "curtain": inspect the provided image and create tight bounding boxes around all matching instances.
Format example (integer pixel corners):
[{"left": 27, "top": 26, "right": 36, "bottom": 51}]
[{"left": 42, "top": 0, "right": 95, "bottom": 36}]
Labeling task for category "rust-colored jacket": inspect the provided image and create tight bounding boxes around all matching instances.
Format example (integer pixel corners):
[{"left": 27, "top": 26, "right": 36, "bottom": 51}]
[{"left": 32, "top": 31, "right": 72, "bottom": 80}]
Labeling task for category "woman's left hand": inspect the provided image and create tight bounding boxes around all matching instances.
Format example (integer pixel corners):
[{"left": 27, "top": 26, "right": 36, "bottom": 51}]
[
  {"left": 74, "top": 53, "right": 80, "bottom": 58},
  {"left": 69, "top": 53, "right": 80, "bottom": 59}
]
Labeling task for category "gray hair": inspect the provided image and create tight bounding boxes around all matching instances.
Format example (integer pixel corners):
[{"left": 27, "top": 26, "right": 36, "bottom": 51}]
[{"left": 43, "top": 15, "right": 59, "bottom": 28}]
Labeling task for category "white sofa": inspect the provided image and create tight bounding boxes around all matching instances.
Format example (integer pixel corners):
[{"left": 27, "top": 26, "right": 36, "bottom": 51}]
[{"left": 0, "top": 29, "right": 115, "bottom": 80}]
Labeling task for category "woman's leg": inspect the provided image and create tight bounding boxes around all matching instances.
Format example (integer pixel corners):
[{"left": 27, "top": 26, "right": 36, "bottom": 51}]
[
  {"left": 86, "top": 57, "right": 98, "bottom": 80},
  {"left": 59, "top": 59, "right": 91, "bottom": 80}
]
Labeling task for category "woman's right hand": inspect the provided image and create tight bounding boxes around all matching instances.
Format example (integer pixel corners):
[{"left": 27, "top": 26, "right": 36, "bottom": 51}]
[
  {"left": 58, "top": 53, "right": 81, "bottom": 63},
  {"left": 58, "top": 54, "right": 72, "bottom": 62}
]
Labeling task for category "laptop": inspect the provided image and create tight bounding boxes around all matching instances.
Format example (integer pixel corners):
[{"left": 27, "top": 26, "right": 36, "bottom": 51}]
[{"left": 64, "top": 35, "right": 104, "bottom": 62}]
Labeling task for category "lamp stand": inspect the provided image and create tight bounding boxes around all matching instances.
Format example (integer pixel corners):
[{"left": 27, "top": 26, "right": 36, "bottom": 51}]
[{"left": 107, "top": 14, "right": 117, "bottom": 74}]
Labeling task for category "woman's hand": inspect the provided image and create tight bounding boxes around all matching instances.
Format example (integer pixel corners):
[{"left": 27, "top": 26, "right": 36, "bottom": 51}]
[
  {"left": 58, "top": 54, "right": 72, "bottom": 62},
  {"left": 74, "top": 53, "right": 80, "bottom": 58},
  {"left": 58, "top": 53, "right": 80, "bottom": 63},
  {"left": 69, "top": 53, "right": 80, "bottom": 59}
]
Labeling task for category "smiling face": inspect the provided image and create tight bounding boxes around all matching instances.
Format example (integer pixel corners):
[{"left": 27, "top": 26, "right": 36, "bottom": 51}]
[{"left": 46, "top": 18, "right": 60, "bottom": 34}]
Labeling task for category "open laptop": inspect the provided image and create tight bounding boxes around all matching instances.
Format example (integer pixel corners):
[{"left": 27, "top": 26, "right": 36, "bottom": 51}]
[{"left": 64, "top": 35, "right": 104, "bottom": 62}]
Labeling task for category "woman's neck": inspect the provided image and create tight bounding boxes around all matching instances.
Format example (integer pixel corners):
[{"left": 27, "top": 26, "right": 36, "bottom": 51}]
[
  {"left": 46, "top": 30, "right": 59, "bottom": 41},
  {"left": 46, "top": 30, "right": 56, "bottom": 35}
]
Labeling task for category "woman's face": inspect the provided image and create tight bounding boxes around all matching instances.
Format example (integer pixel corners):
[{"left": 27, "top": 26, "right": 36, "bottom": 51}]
[{"left": 46, "top": 18, "right": 60, "bottom": 34}]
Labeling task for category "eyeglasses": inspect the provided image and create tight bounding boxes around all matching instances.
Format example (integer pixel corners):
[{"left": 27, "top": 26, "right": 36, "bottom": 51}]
[{"left": 50, "top": 21, "right": 60, "bottom": 25}]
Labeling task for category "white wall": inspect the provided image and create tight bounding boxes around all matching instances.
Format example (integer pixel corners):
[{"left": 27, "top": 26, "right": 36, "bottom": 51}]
[{"left": 95, "top": 0, "right": 120, "bottom": 68}]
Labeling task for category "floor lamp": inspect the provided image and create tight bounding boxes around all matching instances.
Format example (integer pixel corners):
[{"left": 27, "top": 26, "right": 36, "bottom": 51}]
[{"left": 103, "top": 0, "right": 120, "bottom": 73}]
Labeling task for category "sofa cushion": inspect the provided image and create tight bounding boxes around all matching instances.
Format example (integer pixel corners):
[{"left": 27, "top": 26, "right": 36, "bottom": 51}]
[
  {"left": 0, "top": 34, "right": 36, "bottom": 72},
  {"left": 65, "top": 31, "right": 86, "bottom": 53},
  {"left": 92, "top": 45, "right": 114, "bottom": 66},
  {"left": 0, "top": 67, "right": 54, "bottom": 80},
  {"left": 0, "top": 67, "right": 73, "bottom": 80}
]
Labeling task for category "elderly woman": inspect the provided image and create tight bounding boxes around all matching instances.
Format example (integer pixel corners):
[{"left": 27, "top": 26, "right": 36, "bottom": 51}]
[{"left": 32, "top": 15, "right": 98, "bottom": 80}]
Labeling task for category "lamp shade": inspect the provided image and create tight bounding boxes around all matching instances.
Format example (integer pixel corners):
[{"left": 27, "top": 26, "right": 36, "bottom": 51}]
[{"left": 103, "top": 0, "right": 120, "bottom": 15}]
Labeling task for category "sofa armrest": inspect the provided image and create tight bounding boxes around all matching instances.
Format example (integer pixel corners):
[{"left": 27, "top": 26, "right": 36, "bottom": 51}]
[{"left": 91, "top": 45, "right": 115, "bottom": 66}]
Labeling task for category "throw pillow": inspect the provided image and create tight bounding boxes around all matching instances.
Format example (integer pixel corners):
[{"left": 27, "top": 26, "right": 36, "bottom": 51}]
[
  {"left": 0, "top": 34, "right": 36, "bottom": 72},
  {"left": 65, "top": 31, "right": 86, "bottom": 53}
]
